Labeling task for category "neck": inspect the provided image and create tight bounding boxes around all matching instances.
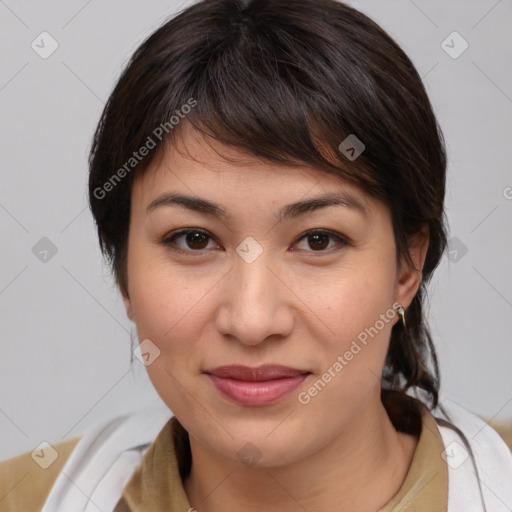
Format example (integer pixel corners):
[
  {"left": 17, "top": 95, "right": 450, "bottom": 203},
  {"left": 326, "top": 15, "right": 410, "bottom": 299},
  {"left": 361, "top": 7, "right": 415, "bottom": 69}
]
[{"left": 183, "top": 399, "right": 419, "bottom": 512}]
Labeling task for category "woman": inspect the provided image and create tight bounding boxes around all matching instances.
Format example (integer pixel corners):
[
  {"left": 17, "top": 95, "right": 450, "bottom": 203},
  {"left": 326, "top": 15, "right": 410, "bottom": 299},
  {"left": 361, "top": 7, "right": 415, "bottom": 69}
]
[{"left": 1, "top": 0, "right": 511, "bottom": 511}]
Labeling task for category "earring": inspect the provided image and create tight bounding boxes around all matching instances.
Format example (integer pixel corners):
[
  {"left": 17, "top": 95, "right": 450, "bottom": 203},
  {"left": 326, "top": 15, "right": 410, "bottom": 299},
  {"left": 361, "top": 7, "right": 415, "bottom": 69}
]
[{"left": 398, "top": 305, "right": 406, "bottom": 328}]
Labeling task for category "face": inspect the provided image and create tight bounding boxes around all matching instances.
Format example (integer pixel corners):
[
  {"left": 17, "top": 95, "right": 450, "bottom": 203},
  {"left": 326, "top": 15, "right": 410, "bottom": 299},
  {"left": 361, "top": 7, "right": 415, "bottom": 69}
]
[{"left": 124, "top": 124, "right": 426, "bottom": 468}]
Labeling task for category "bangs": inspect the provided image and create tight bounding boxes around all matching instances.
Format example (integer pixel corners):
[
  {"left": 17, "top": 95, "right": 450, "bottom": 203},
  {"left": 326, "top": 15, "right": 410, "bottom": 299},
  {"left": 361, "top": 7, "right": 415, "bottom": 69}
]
[{"left": 122, "top": 1, "right": 394, "bottom": 197}]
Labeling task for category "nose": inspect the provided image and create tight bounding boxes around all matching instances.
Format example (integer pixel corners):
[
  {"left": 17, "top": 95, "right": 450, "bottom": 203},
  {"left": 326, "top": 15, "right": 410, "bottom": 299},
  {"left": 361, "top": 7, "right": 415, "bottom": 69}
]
[{"left": 215, "top": 253, "right": 294, "bottom": 346}]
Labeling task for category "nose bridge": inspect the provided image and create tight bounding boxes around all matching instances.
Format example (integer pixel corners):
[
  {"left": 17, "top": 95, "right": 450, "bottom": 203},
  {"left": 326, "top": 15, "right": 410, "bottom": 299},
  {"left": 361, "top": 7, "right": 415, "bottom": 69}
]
[
  {"left": 216, "top": 248, "right": 293, "bottom": 345},
  {"left": 233, "top": 251, "right": 273, "bottom": 305}
]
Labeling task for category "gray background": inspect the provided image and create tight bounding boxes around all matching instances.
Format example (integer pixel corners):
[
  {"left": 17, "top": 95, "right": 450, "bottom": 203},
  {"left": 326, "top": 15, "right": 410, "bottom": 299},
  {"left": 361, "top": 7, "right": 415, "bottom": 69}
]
[{"left": 0, "top": 0, "right": 511, "bottom": 461}]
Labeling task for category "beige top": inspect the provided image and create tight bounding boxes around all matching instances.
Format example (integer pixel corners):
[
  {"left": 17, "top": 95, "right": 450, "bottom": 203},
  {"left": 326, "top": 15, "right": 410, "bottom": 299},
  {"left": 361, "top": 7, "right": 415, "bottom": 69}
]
[
  {"left": 112, "top": 403, "right": 448, "bottom": 511},
  {"left": 0, "top": 404, "right": 448, "bottom": 512}
]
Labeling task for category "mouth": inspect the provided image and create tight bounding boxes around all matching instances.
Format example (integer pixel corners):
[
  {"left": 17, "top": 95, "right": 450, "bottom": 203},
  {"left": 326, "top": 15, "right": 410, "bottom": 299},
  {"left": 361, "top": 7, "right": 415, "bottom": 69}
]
[{"left": 203, "top": 365, "right": 311, "bottom": 406}]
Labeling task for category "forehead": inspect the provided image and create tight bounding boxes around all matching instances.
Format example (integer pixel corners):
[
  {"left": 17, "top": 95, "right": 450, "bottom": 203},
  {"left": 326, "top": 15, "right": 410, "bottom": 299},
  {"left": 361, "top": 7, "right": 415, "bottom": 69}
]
[{"left": 132, "top": 123, "right": 374, "bottom": 212}]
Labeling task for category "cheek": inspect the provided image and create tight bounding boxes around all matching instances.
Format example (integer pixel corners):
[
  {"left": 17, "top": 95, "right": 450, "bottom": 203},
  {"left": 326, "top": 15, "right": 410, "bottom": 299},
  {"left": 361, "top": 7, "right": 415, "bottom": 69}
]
[
  {"left": 128, "top": 267, "right": 212, "bottom": 410},
  {"left": 300, "top": 292, "right": 397, "bottom": 427},
  {"left": 321, "top": 254, "right": 397, "bottom": 341},
  {"left": 126, "top": 243, "right": 208, "bottom": 360},
  {"left": 130, "top": 273, "right": 206, "bottom": 351},
  {"left": 313, "top": 255, "right": 397, "bottom": 393}
]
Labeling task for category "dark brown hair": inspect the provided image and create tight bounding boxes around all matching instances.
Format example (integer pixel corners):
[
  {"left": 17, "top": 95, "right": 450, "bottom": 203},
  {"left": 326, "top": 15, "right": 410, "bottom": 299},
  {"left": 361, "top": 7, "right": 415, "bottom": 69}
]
[{"left": 88, "top": 0, "right": 448, "bottom": 431}]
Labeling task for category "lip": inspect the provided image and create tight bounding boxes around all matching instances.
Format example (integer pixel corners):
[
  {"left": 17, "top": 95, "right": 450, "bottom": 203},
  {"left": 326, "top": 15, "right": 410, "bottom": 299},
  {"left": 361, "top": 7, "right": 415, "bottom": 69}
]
[{"left": 204, "top": 365, "right": 310, "bottom": 406}]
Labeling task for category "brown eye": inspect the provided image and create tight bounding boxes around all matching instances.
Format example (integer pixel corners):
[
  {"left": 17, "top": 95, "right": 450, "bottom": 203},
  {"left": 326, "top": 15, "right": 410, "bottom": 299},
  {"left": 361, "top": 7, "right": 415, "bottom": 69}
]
[
  {"left": 293, "top": 229, "right": 349, "bottom": 253},
  {"left": 162, "top": 228, "right": 219, "bottom": 253},
  {"left": 185, "top": 231, "right": 210, "bottom": 249},
  {"left": 307, "top": 233, "right": 329, "bottom": 250}
]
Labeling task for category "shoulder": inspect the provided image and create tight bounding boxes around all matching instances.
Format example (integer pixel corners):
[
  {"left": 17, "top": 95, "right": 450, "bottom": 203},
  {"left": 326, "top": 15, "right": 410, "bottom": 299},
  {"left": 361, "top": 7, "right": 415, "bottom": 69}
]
[
  {"left": 38, "top": 405, "right": 173, "bottom": 512},
  {"left": 437, "top": 397, "right": 512, "bottom": 459},
  {"left": 0, "top": 406, "right": 172, "bottom": 512},
  {"left": 435, "top": 397, "right": 512, "bottom": 512},
  {"left": 483, "top": 419, "right": 512, "bottom": 451},
  {"left": 0, "top": 436, "right": 81, "bottom": 512}
]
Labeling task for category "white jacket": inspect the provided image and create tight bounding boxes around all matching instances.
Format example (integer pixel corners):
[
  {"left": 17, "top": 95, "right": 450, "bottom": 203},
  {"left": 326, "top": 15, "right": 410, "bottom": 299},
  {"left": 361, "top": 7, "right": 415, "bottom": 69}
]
[{"left": 40, "top": 398, "right": 512, "bottom": 512}]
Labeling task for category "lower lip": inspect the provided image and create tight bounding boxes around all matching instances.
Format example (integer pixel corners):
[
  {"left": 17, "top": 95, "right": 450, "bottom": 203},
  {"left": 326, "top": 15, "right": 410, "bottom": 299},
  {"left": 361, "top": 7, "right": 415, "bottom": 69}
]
[{"left": 207, "top": 374, "right": 309, "bottom": 406}]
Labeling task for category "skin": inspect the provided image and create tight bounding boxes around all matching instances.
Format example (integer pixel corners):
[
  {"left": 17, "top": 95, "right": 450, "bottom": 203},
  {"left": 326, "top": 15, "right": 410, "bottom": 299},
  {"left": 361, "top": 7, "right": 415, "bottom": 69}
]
[{"left": 123, "top": 123, "right": 429, "bottom": 512}]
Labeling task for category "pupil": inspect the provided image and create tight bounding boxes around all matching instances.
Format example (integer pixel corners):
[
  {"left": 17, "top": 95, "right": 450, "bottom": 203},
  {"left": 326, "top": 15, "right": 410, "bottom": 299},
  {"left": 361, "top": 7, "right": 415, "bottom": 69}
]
[
  {"left": 187, "top": 232, "right": 207, "bottom": 249},
  {"left": 309, "top": 234, "right": 328, "bottom": 250}
]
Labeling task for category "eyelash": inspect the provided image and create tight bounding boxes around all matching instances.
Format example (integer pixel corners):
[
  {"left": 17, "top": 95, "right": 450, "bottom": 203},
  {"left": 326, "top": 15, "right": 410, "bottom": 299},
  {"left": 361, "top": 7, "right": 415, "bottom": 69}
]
[{"left": 160, "top": 228, "right": 350, "bottom": 256}]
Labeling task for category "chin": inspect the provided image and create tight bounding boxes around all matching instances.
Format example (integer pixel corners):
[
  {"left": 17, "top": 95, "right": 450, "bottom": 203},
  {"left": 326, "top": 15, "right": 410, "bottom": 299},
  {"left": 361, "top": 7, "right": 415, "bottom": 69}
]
[{"left": 202, "top": 421, "right": 313, "bottom": 469}]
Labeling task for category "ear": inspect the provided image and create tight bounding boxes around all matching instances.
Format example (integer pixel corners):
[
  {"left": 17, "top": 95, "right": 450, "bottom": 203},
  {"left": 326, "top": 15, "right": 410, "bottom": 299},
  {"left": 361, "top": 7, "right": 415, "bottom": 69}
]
[
  {"left": 395, "top": 225, "right": 429, "bottom": 310},
  {"left": 122, "top": 291, "right": 134, "bottom": 321}
]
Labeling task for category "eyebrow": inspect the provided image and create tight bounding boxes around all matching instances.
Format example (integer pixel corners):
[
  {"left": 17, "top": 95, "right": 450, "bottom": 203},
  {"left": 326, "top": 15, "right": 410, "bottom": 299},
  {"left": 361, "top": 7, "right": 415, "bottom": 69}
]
[{"left": 147, "top": 191, "right": 367, "bottom": 220}]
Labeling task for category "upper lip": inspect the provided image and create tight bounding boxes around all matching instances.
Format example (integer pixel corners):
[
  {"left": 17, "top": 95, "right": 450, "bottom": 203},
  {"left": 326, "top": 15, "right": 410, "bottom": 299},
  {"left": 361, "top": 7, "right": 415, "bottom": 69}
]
[{"left": 204, "top": 365, "right": 310, "bottom": 381}]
